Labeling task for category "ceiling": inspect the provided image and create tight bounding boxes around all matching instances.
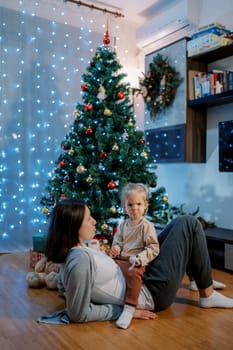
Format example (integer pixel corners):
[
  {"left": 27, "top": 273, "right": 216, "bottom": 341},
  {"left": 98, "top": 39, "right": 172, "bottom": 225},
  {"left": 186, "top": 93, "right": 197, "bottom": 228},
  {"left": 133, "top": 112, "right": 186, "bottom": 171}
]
[{"left": 92, "top": 0, "right": 181, "bottom": 26}]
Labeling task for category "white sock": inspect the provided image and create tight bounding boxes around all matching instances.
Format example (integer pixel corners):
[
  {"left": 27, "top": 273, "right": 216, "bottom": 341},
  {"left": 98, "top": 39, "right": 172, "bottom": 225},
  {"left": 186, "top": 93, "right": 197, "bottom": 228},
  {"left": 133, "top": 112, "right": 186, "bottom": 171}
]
[
  {"left": 188, "top": 280, "right": 198, "bottom": 291},
  {"left": 116, "top": 305, "right": 135, "bottom": 329},
  {"left": 189, "top": 280, "right": 226, "bottom": 291},
  {"left": 199, "top": 291, "right": 233, "bottom": 308},
  {"left": 212, "top": 280, "right": 226, "bottom": 289}
]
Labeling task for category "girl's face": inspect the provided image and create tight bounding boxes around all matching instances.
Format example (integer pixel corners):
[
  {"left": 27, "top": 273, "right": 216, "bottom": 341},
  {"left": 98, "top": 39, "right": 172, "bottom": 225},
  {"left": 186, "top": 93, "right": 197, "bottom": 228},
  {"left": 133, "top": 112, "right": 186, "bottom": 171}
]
[
  {"left": 78, "top": 205, "right": 96, "bottom": 243},
  {"left": 124, "top": 193, "right": 148, "bottom": 222}
]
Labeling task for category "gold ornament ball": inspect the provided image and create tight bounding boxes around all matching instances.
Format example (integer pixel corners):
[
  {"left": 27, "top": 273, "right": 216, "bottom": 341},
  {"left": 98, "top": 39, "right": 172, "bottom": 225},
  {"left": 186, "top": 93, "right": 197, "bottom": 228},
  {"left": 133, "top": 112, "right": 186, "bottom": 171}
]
[
  {"left": 162, "top": 195, "right": 168, "bottom": 203},
  {"left": 141, "top": 151, "right": 148, "bottom": 158},
  {"left": 128, "top": 120, "right": 134, "bottom": 127},
  {"left": 109, "top": 206, "right": 117, "bottom": 214},
  {"left": 42, "top": 207, "right": 49, "bottom": 215},
  {"left": 104, "top": 108, "right": 112, "bottom": 116},
  {"left": 101, "top": 223, "right": 109, "bottom": 231},
  {"left": 76, "top": 163, "right": 86, "bottom": 173}
]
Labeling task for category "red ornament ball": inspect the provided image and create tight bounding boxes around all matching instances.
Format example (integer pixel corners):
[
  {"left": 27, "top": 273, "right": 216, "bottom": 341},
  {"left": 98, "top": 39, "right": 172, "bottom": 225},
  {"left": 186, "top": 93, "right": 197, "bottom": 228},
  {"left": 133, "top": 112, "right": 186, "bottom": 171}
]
[
  {"left": 117, "top": 91, "right": 124, "bottom": 100},
  {"left": 81, "top": 83, "right": 88, "bottom": 91},
  {"left": 100, "top": 151, "right": 108, "bottom": 159},
  {"left": 59, "top": 160, "right": 65, "bottom": 168},
  {"left": 85, "top": 103, "right": 93, "bottom": 112},
  {"left": 107, "top": 180, "right": 116, "bottom": 189},
  {"left": 139, "top": 139, "right": 145, "bottom": 144},
  {"left": 150, "top": 182, "right": 157, "bottom": 188},
  {"left": 85, "top": 127, "right": 93, "bottom": 136},
  {"left": 103, "top": 35, "right": 110, "bottom": 45}
]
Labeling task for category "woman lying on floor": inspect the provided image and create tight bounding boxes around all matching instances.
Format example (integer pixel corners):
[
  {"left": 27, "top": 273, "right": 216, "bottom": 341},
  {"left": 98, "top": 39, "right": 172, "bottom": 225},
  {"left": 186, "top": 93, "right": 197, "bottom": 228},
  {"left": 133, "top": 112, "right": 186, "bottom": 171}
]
[{"left": 38, "top": 198, "right": 233, "bottom": 328}]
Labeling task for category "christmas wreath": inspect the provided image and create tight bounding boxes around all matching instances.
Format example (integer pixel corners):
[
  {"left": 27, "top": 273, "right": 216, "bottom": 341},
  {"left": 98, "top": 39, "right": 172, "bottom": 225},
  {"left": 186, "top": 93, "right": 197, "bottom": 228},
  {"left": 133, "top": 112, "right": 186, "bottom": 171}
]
[{"left": 139, "top": 53, "right": 183, "bottom": 119}]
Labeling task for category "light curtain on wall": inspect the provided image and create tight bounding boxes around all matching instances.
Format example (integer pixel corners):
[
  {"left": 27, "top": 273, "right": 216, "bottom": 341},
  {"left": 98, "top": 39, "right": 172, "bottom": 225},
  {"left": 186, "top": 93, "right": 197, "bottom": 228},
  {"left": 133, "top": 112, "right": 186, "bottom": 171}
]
[{"left": 0, "top": 5, "right": 102, "bottom": 252}]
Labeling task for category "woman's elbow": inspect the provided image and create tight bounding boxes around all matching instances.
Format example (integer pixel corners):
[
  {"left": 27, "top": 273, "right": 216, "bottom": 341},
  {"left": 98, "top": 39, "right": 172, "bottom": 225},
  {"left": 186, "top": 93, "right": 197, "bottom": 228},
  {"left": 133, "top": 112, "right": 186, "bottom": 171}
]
[{"left": 68, "top": 309, "right": 88, "bottom": 323}]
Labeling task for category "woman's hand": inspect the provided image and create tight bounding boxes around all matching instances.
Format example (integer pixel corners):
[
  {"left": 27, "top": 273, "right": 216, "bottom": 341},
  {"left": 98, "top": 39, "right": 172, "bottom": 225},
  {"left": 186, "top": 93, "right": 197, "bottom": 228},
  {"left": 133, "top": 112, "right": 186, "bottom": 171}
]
[{"left": 133, "top": 309, "right": 158, "bottom": 320}]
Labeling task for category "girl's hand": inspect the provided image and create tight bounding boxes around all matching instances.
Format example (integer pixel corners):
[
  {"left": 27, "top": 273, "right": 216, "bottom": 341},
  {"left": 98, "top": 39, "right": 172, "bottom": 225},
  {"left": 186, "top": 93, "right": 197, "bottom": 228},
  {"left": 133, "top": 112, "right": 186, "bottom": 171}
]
[
  {"left": 109, "top": 245, "right": 120, "bottom": 258},
  {"left": 133, "top": 309, "right": 158, "bottom": 320}
]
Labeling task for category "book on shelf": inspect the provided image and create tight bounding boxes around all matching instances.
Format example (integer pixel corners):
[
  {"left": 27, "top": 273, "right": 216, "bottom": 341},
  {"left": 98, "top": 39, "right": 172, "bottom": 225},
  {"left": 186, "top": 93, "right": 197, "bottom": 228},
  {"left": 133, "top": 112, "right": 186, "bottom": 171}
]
[
  {"left": 201, "top": 73, "right": 211, "bottom": 97},
  {"left": 188, "top": 70, "right": 210, "bottom": 99},
  {"left": 188, "top": 70, "right": 202, "bottom": 100},
  {"left": 193, "top": 73, "right": 203, "bottom": 99},
  {"left": 211, "top": 69, "right": 226, "bottom": 94},
  {"left": 226, "top": 70, "right": 233, "bottom": 91},
  {"left": 188, "top": 68, "right": 233, "bottom": 100}
]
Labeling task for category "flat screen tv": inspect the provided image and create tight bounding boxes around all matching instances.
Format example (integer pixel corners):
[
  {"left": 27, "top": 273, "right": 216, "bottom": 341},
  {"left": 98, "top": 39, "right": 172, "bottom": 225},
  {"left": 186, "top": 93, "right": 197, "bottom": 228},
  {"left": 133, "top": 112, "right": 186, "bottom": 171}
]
[{"left": 219, "top": 120, "right": 233, "bottom": 172}]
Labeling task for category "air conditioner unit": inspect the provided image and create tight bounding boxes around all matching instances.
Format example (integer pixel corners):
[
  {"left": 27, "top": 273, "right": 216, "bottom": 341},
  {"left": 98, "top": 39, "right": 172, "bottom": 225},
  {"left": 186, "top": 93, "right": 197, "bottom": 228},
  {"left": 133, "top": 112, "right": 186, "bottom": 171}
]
[{"left": 136, "top": 0, "right": 200, "bottom": 50}]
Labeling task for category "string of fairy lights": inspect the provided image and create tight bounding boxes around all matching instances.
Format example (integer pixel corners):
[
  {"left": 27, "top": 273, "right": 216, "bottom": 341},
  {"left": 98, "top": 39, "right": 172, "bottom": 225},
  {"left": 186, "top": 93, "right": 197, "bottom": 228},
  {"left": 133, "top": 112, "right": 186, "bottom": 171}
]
[{"left": 0, "top": 0, "right": 141, "bottom": 251}]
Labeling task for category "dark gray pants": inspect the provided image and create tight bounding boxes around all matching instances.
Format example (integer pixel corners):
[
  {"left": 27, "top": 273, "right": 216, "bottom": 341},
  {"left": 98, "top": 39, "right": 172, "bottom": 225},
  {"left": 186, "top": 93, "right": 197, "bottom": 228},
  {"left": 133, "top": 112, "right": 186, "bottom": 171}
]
[{"left": 143, "top": 215, "right": 212, "bottom": 311}]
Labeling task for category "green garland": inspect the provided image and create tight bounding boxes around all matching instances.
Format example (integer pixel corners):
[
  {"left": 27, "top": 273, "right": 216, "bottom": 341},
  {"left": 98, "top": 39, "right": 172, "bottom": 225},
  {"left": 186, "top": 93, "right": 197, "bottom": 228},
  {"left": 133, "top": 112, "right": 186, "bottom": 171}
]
[{"left": 139, "top": 53, "right": 183, "bottom": 119}]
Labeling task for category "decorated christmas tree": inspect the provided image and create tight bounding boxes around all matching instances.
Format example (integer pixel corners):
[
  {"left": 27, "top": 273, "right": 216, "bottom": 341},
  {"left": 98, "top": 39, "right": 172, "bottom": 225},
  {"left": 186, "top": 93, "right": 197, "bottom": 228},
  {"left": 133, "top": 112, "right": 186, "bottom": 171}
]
[{"left": 40, "top": 29, "right": 176, "bottom": 241}]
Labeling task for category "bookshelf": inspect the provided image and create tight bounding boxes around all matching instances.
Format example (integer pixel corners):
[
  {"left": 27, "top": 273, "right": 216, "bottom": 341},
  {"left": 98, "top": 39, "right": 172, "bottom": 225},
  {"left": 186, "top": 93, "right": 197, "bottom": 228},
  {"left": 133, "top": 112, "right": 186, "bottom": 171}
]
[
  {"left": 186, "top": 43, "right": 233, "bottom": 162},
  {"left": 188, "top": 43, "right": 233, "bottom": 64},
  {"left": 188, "top": 89, "right": 233, "bottom": 107},
  {"left": 145, "top": 40, "right": 233, "bottom": 163}
]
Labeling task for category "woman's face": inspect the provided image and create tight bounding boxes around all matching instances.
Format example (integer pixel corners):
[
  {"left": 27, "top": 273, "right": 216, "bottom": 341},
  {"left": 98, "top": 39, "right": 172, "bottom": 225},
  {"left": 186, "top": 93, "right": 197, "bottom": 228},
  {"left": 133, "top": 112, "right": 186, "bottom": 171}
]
[{"left": 78, "top": 205, "right": 96, "bottom": 243}]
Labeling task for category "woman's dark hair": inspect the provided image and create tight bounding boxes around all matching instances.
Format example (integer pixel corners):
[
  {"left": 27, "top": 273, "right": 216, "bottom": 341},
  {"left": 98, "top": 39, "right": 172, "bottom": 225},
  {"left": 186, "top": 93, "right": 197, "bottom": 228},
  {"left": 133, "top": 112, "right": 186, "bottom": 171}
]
[{"left": 45, "top": 198, "right": 86, "bottom": 263}]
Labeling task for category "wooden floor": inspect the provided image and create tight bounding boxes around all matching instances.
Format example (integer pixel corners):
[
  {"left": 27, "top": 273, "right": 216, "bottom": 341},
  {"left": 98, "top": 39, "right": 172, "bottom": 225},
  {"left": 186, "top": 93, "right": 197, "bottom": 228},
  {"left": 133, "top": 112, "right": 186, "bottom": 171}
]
[{"left": 1, "top": 252, "right": 233, "bottom": 350}]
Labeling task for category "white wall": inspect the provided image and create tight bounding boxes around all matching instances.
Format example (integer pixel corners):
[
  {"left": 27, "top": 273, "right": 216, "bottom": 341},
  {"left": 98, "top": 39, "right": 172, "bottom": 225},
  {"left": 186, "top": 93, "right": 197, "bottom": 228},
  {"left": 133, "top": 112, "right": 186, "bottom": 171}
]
[{"left": 149, "top": 0, "right": 233, "bottom": 229}]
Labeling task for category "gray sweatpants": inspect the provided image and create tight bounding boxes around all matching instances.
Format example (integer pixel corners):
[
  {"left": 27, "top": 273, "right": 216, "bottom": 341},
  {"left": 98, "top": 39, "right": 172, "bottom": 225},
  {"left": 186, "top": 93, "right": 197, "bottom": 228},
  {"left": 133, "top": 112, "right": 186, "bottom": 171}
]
[{"left": 143, "top": 215, "right": 212, "bottom": 311}]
